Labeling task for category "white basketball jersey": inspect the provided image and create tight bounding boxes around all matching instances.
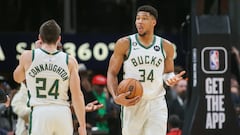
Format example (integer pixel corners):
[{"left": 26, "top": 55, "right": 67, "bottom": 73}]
[
  {"left": 26, "top": 48, "right": 70, "bottom": 107},
  {"left": 123, "top": 34, "right": 166, "bottom": 99}
]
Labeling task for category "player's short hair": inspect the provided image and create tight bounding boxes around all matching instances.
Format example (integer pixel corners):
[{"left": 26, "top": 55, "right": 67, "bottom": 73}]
[
  {"left": 39, "top": 19, "right": 61, "bottom": 44},
  {"left": 137, "top": 5, "right": 158, "bottom": 20},
  {"left": 168, "top": 115, "right": 182, "bottom": 128}
]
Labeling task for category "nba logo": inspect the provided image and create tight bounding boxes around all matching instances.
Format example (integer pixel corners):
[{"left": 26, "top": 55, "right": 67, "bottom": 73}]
[{"left": 209, "top": 50, "right": 219, "bottom": 70}]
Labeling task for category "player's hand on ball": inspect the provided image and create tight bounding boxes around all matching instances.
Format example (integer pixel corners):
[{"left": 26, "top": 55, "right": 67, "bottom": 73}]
[
  {"left": 114, "top": 91, "right": 141, "bottom": 106},
  {"left": 166, "top": 71, "right": 186, "bottom": 86}
]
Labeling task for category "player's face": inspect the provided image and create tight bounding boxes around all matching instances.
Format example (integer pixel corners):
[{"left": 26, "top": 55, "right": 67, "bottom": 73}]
[{"left": 135, "top": 11, "right": 156, "bottom": 36}]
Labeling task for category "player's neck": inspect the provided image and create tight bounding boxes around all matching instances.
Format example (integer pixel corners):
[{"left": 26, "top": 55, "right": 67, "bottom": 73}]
[
  {"left": 41, "top": 44, "right": 58, "bottom": 53},
  {"left": 137, "top": 33, "right": 154, "bottom": 46}
]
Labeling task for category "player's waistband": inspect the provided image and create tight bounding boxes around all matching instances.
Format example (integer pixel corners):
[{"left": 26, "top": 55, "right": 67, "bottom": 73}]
[
  {"left": 142, "top": 88, "right": 166, "bottom": 100},
  {"left": 142, "top": 93, "right": 165, "bottom": 100}
]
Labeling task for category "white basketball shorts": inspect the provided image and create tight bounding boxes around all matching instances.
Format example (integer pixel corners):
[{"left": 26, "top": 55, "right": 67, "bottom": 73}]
[
  {"left": 122, "top": 96, "right": 168, "bottom": 135},
  {"left": 29, "top": 105, "right": 73, "bottom": 135}
]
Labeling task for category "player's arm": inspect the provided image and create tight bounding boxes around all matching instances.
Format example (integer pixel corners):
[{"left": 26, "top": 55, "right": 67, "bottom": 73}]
[
  {"left": 107, "top": 37, "right": 141, "bottom": 106},
  {"left": 163, "top": 39, "right": 175, "bottom": 73},
  {"left": 11, "top": 83, "right": 30, "bottom": 122},
  {"left": 13, "top": 51, "right": 31, "bottom": 83},
  {"left": 163, "top": 39, "right": 185, "bottom": 86},
  {"left": 107, "top": 37, "right": 127, "bottom": 98},
  {"left": 68, "top": 55, "right": 86, "bottom": 135}
]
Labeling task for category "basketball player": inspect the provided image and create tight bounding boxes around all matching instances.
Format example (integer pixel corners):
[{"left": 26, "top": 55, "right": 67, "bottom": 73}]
[
  {"left": 13, "top": 20, "right": 86, "bottom": 135},
  {"left": 107, "top": 5, "right": 185, "bottom": 135},
  {"left": 35, "top": 39, "right": 104, "bottom": 112}
]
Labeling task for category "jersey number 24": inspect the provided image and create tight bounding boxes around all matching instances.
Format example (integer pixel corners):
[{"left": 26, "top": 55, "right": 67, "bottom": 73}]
[{"left": 36, "top": 78, "right": 59, "bottom": 99}]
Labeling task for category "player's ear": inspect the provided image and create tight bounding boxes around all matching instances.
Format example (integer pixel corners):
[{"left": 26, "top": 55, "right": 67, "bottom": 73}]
[
  {"left": 152, "top": 19, "right": 157, "bottom": 26},
  {"left": 38, "top": 34, "right": 41, "bottom": 40},
  {"left": 57, "top": 36, "right": 61, "bottom": 43}
]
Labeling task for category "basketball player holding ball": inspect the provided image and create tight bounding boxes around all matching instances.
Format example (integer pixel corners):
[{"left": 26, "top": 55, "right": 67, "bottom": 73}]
[{"left": 107, "top": 5, "right": 185, "bottom": 135}]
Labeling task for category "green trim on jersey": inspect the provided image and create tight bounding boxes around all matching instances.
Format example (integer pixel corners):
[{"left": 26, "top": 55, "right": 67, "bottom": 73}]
[
  {"left": 120, "top": 106, "right": 124, "bottom": 128},
  {"left": 27, "top": 90, "right": 31, "bottom": 107},
  {"left": 66, "top": 54, "right": 69, "bottom": 65},
  {"left": 160, "top": 38, "right": 166, "bottom": 59},
  {"left": 40, "top": 48, "right": 60, "bottom": 55},
  {"left": 124, "top": 36, "right": 132, "bottom": 60},
  {"left": 135, "top": 34, "right": 156, "bottom": 49},
  {"left": 32, "top": 50, "right": 35, "bottom": 61},
  {"left": 29, "top": 107, "right": 33, "bottom": 135}
]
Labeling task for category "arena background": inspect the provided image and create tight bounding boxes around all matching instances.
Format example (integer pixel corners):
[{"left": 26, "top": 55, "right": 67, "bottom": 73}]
[{"left": 0, "top": 0, "right": 240, "bottom": 134}]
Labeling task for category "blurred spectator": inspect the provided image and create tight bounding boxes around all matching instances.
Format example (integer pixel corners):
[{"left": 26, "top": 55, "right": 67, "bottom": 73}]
[
  {"left": 167, "top": 115, "right": 182, "bottom": 135},
  {"left": 231, "top": 46, "right": 240, "bottom": 84},
  {"left": 91, "top": 74, "right": 109, "bottom": 134},
  {"left": 11, "top": 83, "right": 30, "bottom": 135},
  {"left": 232, "top": 46, "right": 240, "bottom": 65},
  {"left": 0, "top": 79, "right": 7, "bottom": 103},
  {"left": 235, "top": 104, "right": 240, "bottom": 127},
  {"left": 0, "top": 89, "right": 10, "bottom": 107},
  {"left": 230, "top": 75, "right": 240, "bottom": 127},
  {"left": 0, "top": 102, "right": 12, "bottom": 135},
  {"left": 0, "top": 76, "right": 11, "bottom": 105},
  {"left": 231, "top": 46, "right": 240, "bottom": 127},
  {"left": 107, "top": 96, "right": 121, "bottom": 135},
  {"left": 168, "top": 78, "right": 188, "bottom": 124},
  {"left": 166, "top": 66, "right": 185, "bottom": 105},
  {"left": 0, "top": 76, "right": 14, "bottom": 135},
  {"left": 78, "top": 64, "right": 95, "bottom": 103},
  {"left": 91, "top": 74, "right": 121, "bottom": 135},
  {"left": 78, "top": 64, "right": 96, "bottom": 135}
]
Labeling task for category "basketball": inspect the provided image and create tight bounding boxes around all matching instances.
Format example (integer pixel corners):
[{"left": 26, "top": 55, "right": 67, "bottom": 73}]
[{"left": 117, "top": 78, "right": 143, "bottom": 99}]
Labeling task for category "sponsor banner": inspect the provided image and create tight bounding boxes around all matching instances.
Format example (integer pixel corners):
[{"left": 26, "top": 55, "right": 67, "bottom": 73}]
[
  {"left": 0, "top": 33, "right": 120, "bottom": 73},
  {"left": 0, "top": 33, "right": 183, "bottom": 74}
]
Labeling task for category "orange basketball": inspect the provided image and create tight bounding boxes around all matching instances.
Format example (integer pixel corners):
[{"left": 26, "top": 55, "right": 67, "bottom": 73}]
[{"left": 117, "top": 78, "right": 143, "bottom": 99}]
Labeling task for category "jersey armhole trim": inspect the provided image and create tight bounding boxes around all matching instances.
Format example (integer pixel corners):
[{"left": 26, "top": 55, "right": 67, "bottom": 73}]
[
  {"left": 29, "top": 107, "right": 33, "bottom": 135},
  {"left": 27, "top": 90, "right": 31, "bottom": 107},
  {"left": 66, "top": 54, "right": 69, "bottom": 65},
  {"left": 160, "top": 38, "right": 166, "bottom": 59},
  {"left": 124, "top": 36, "right": 132, "bottom": 60},
  {"left": 32, "top": 50, "right": 35, "bottom": 61}
]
